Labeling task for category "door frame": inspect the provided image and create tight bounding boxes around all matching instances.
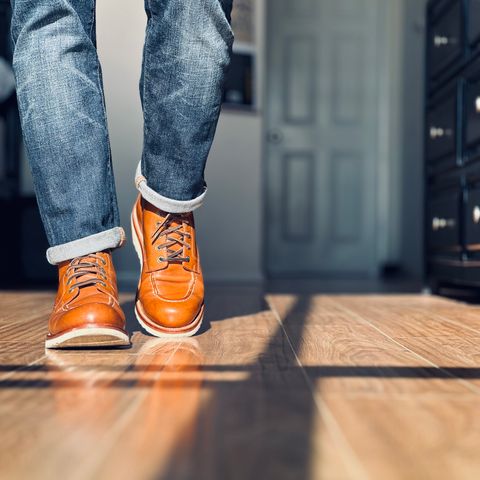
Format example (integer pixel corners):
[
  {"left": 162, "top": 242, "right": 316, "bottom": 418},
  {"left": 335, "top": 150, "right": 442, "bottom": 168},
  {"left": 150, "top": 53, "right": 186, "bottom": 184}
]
[{"left": 261, "top": 0, "right": 405, "bottom": 278}]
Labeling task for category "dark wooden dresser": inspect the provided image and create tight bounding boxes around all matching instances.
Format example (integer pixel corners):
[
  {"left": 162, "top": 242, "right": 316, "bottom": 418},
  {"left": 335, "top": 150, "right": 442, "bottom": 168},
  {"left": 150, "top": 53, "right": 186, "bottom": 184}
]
[{"left": 425, "top": 0, "right": 480, "bottom": 291}]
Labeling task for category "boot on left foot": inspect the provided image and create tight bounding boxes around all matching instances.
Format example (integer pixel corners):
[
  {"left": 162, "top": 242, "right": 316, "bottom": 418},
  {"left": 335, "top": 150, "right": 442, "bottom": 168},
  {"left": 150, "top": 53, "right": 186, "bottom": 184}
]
[{"left": 131, "top": 196, "right": 204, "bottom": 338}]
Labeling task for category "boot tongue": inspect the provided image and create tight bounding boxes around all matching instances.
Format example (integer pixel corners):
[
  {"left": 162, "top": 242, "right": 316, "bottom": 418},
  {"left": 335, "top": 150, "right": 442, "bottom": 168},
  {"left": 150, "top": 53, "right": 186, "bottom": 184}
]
[
  {"left": 150, "top": 216, "right": 193, "bottom": 299},
  {"left": 144, "top": 205, "right": 189, "bottom": 272},
  {"left": 67, "top": 254, "right": 107, "bottom": 298}
]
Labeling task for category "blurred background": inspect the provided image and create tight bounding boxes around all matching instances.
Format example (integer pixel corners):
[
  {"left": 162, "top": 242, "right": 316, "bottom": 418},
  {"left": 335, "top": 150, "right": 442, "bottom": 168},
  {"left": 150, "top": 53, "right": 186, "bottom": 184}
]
[{"left": 0, "top": 0, "right": 427, "bottom": 290}]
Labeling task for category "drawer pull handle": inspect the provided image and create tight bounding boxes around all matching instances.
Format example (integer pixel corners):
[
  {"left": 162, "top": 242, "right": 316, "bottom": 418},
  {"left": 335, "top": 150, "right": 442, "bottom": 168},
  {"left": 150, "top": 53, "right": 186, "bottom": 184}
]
[
  {"left": 433, "top": 35, "right": 455, "bottom": 47},
  {"left": 430, "top": 127, "right": 452, "bottom": 139},
  {"left": 432, "top": 217, "right": 456, "bottom": 231},
  {"left": 476, "top": 97, "right": 480, "bottom": 113},
  {"left": 473, "top": 206, "right": 480, "bottom": 225}
]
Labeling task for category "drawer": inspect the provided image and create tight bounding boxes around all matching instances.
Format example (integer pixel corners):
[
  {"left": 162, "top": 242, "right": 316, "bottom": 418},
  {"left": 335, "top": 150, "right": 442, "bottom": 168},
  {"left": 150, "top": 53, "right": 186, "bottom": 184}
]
[
  {"left": 427, "top": 95, "right": 456, "bottom": 161},
  {"left": 469, "top": 0, "right": 480, "bottom": 45},
  {"left": 427, "top": 191, "right": 461, "bottom": 250},
  {"left": 429, "top": 0, "right": 463, "bottom": 78},
  {"left": 465, "top": 188, "right": 480, "bottom": 248},
  {"left": 429, "top": 0, "right": 452, "bottom": 18}
]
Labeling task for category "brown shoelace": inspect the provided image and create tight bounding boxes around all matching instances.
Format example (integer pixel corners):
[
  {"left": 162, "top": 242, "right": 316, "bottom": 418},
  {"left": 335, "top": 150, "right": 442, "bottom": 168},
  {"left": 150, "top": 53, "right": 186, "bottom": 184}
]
[
  {"left": 66, "top": 253, "right": 108, "bottom": 293},
  {"left": 151, "top": 214, "right": 191, "bottom": 263}
]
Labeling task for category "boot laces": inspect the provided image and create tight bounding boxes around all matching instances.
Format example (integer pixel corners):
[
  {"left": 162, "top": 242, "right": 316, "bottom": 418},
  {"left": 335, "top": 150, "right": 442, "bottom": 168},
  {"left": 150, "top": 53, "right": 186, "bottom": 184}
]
[
  {"left": 151, "top": 214, "right": 191, "bottom": 263},
  {"left": 66, "top": 253, "right": 108, "bottom": 293}
]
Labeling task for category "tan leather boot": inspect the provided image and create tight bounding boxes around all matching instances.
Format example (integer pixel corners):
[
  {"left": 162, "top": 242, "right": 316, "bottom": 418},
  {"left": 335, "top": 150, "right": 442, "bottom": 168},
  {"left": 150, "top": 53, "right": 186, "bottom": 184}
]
[
  {"left": 131, "top": 196, "right": 204, "bottom": 337},
  {"left": 45, "top": 251, "right": 130, "bottom": 349}
]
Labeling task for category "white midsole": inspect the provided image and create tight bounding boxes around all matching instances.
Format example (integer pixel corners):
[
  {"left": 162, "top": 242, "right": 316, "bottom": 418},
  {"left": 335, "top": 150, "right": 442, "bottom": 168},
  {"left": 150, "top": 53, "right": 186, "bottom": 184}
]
[
  {"left": 45, "top": 327, "right": 130, "bottom": 349},
  {"left": 135, "top": 304, "right": 204, "bottom": 339}
]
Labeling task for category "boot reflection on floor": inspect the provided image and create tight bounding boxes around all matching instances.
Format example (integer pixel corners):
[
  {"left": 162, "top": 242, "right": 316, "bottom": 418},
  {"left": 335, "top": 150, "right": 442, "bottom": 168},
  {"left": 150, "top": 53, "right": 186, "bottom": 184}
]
[{"left": 44, "top": 338, "right": 204, "bottom": 478}]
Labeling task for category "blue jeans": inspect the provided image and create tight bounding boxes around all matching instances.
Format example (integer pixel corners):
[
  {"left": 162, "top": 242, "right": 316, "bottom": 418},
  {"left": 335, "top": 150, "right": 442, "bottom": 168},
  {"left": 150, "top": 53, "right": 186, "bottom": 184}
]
[{"left": 10, "top": 0, "right": 233, "bottom": 264}]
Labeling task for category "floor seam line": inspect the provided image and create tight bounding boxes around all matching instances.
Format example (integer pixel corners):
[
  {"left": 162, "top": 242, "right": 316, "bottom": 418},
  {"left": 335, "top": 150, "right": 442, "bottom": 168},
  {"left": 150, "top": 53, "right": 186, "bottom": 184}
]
[
  {"left": 327, "top": 297, "right": 480, "bottom": 395},
  {"left": 412, "top": 304, "right": 480, "bottom": 338},
  {"left": 266, "top": 296, "right": 371, "bottom": 480}
]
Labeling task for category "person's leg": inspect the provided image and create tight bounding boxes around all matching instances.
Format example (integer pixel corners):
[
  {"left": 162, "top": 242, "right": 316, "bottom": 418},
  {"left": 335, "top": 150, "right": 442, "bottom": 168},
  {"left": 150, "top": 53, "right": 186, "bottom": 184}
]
[
  {"left": 10, "top": 0, "right": 129, "bottom": 348},
  {"left": 132, "top": 0, "right": 233, "bottom": 337},
  {"left": 135, "top": 0, "right": 234, "bottom": 212},
  {"left": 10, "top": 0, "right": 124, "bottom": 265}
]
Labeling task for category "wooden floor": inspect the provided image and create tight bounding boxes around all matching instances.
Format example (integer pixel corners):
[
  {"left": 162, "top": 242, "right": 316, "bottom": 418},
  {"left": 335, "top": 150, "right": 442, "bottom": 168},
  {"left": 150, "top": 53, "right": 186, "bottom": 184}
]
[{"left": 2, "top": 288, "right": 480, "bottom": 479}]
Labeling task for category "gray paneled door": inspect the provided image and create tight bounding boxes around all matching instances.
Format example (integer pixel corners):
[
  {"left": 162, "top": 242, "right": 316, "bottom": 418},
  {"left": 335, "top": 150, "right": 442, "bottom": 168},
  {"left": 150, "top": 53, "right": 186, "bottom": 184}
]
[{"left": 265, "top": 0, "right": 384, "bottom": 276}]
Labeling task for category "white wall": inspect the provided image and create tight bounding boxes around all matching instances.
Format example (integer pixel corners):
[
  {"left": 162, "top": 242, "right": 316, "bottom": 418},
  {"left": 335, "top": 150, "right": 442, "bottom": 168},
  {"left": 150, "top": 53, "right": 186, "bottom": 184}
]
[
  {"left": 96, "top": 0, "right": 264, "bottom": 286},
  {"left": 96, "top": 1, "right": 144, "bottom": 286},
  {"left": 196, "top": 112, "right": 263, "bottom": 282}
]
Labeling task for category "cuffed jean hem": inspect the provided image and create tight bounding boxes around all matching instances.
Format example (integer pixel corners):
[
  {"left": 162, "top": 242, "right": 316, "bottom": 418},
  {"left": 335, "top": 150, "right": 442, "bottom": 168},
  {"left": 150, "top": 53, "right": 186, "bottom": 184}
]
[
  {"left": 135, "top": 162, "right": 206, "bottom": 213},
  {"left": 46, "top": 227, "right": 126, "bottom": 265}
]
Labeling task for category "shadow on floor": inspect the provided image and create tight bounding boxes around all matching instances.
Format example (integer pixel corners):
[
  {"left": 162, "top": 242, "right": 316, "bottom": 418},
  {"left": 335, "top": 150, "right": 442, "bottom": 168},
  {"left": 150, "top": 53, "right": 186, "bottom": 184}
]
[
  {"left": 121, "top": 284, "right": 268, "bottom": 337},
  {"left": 157, "top": 295, "right": 316, "bottom": 479},
  {"left": 2, "top": 286, "right": 474, "bottom": 479}
]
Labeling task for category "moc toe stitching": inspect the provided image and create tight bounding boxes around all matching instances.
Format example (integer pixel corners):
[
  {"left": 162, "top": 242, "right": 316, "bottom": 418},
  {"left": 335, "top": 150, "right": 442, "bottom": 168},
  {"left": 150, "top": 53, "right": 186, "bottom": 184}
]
[{"left": 151, "top": 272, "right": 196, "bottom": 302}]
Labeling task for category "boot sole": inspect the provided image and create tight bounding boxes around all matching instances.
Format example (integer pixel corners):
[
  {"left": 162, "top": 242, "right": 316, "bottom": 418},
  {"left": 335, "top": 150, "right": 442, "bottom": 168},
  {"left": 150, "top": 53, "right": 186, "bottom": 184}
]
[
  {"left": 45, "top": 327, "right": 130, "bottom": 349},
  {"left": 131, "top": 204, "right": 204, "bottom": 338},
  {"left": 135, "top": 301, "right": 204, "bottom": 338}
]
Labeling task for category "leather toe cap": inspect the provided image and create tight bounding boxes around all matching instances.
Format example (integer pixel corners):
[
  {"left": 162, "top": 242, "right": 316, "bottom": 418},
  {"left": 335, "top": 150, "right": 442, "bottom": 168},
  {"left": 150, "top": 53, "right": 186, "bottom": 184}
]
[
  {"left": 49, "top": 303, "right": 126, "bottom": 336},
  {"left": 139, "top": 296, "right": 203, "bottom": 329}
]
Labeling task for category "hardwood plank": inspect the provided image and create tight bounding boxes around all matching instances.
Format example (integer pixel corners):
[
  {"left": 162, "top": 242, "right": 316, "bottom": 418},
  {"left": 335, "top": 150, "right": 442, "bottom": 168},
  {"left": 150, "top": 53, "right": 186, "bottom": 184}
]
[
  {"left": 416, "top": 306, "right": 480, "bottom": 336},
  {"left": 322, "top": 395, "right": 480, "bottom": 480},
  {"left": 330, "top": 295, "right": 478, "bottom": 338},
  {"left": 393, "top": 336, "right": 480, "bottom": 369},
  {"left": 327, "top": 296, "right": 480, "bottom": 392},
  {"left": 0, "top": 292, "right": 54, "bottom": 325},
  {"left": 4, "top": 290, "right": 480, "bottom": 480},
  {"left": 0, "top": 350, "right": 162, "bottom": 479},
  {"left": 0, "top": 290, "right": 354, "bottom": 480},
  {"left": 267, "top": 295, "right": 471, "bottom": 395},
  {"left": 271, "top": 294, "right": 480, "bottom": 479}
]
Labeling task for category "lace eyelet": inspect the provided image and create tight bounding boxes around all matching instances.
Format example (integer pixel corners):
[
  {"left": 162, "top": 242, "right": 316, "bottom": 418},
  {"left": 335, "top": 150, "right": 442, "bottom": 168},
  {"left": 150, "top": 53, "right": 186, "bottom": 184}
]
[
  {"left": 158, "top": 257, "right": 164, "bottom": 263},
  {"left": 186, "top": 257, "right": 190, "bottom": 262}
]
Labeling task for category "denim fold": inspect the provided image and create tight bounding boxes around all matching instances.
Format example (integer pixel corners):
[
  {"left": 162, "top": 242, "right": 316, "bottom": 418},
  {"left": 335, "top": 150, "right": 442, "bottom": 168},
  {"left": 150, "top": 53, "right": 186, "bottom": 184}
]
[
  {"left": 135, "top": 163, "right": 206, "bottom": 213},
  {"left": 46, "top": 227, "right": 126, "bottom": 265}
]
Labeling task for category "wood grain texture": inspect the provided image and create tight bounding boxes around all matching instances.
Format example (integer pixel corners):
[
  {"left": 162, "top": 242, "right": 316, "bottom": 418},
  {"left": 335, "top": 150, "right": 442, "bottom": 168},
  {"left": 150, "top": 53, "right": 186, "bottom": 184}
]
[
  {"left": 1, "top": 290, "right": 480, "bottom": 479},
  {"left": 267, "top": 294, "right": 480, "bottom": 479},
  {"left": 266, "top": 295, "right": 472, "bottom": 395}
]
